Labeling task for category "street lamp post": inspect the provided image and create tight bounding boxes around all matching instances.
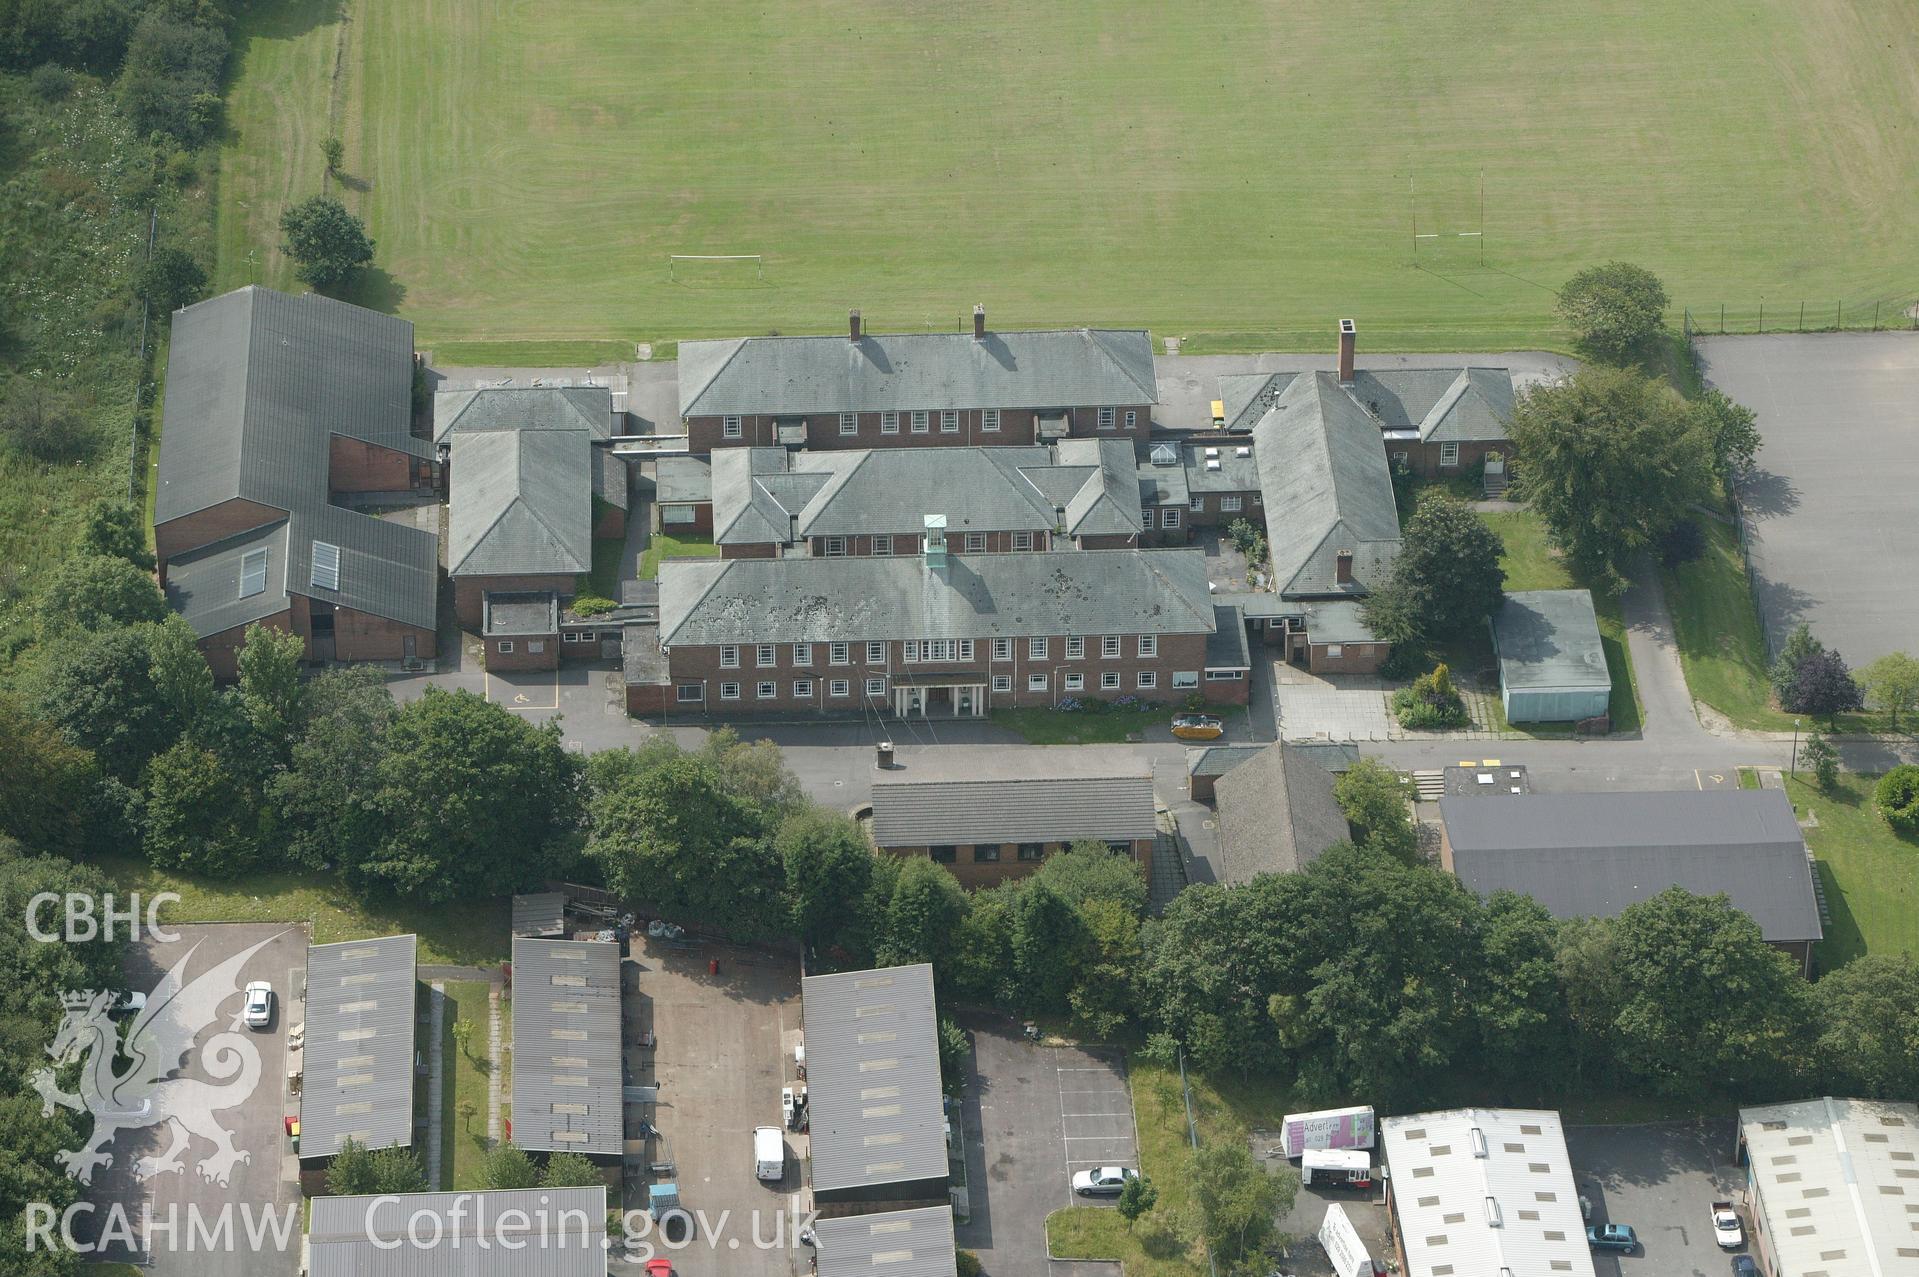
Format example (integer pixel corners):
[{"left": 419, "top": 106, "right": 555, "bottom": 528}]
[{"left": 1790, "top": 718, "right": 1801, "bottom": 778}]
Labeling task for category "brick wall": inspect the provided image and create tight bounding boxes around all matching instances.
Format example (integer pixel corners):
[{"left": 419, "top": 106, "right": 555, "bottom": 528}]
[
  {"left": 1392, "top": 439, "right": 1507, "bottom": 480},
  {"left": 327, "top": 436, "right": 418, "bottom": 493},
  {"left": 1181, "top": 491, "right": 1264, "bottom": 529},
  {"left": 485, "top": 633, "right": 559, "bottom": 671},
  {"left": 718, "top": 542, "right": 778, "bottom": 560},
  {"left": 453, "top": 574, "right": 574, "bottom": 630},
  {"left": 593, "top": 502, "right": 626, "bottom": 541},
  {"left": 1202, "top": 670, "right": 1251, "bottom": 705},
  {"left": 658, "top": 501, "right": 715, "bottom": 536},
  {"left": 1305, "top": 640, "right": 1389, "bottom": 675},
  {"left": 155, "top": 498, "right": 285, "bottom": 566},
  {"left": 688, "top": 402, "right": 1154, "bottom": 454},
  {"left": 877, "top": 837, "right": 1154, "bottom": 890},
  {"left": 332, "top": 607, "right": 437, "bottom": 662}
]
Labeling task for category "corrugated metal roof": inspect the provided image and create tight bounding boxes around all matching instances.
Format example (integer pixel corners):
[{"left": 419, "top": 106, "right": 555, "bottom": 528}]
[
  {"left": 1381, "top": 1108, "right": 1595, "bottom": 1277},
  {"left": 1740, "top": 1097, "right": 1919, "bottom": 1277},
  {"left": 659, "top": 548, "right": 1216, "bottom": 648},
  {"left": 812, "top": 1206, "right": 958, "bottom": 1277},
  {"left": 679, "top": 327, "right": 1157, "bottom": 418},
  {"left": 509, "top": 938, "right": 622, "bottom": 1155},
  {"left": 432, "top": 385, "right": 614, "bottom": 442},
  {"left": 308, "top": 1187, "right": 606, "bottom": 1277},
  {"left": 802, "top": 964, "right": 948, "bottom": 1195},
  {"left": 870, "top": 772, "right": 1155, "bottom": 847},
  {"left": 1494, "top": 590, "right": 1610, "bottom": 692},
  {"left": 1440, "top": 789, "right": 1822, "bottom": 943},
  {"left": 448, "top": 429, "right": 592, "bottom": 577},
  {"left": 300, "top": 934, "right": 417, "bottom": 1158},
  {"left": 1213, "top": 745, "right": 1350, "bottom": 883},
  {"left": 512, "top": 892, "right": 567, "bottom": 938}
]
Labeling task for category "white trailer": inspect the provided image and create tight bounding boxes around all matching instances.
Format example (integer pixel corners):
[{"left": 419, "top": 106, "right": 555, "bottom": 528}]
[
  {"left": 1301, "top": 1147, "right": 1373, "bottom": 1187},
  {"left": 1280, "top": 1104, "right": 1376, "bottom": 1157},
  {"left": 1318, "top": 1204, "right": 1379, "bottom": 1277}
]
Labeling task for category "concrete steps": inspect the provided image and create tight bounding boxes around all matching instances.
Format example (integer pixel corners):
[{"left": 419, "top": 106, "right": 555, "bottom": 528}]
[{"left": 1411, "top": 769, "right": 1446, "bottom": 802}]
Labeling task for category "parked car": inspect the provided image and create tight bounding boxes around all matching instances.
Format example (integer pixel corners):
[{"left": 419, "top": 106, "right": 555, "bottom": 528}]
[
  {"left": 1711, "top": 1201, "right": 1744, "bottom": 1249},
  {"left": 1587, "top": 1224, "right": 1638, "bottom": 1253},
  {"left": 1171, "top": 713, "right": 1224, "bottom": 740},
  {"left": 1731, "top": 1258, "right": 1759, "bottom": 1277},
  {"left": 1072, "top": 1166, "right": 1138, "bottom": 1196},
  {"left": 753, "top": 1125, "right": 784, "bottom": 1182},
  {"left": 242, "top": 981, "right": 274, "bottom": 1030}
]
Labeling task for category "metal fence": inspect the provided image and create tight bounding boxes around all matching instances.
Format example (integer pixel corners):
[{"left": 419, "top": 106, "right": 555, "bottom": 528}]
[{"left": 1683, "top": 297, "right": 1919, "bottom": 338}]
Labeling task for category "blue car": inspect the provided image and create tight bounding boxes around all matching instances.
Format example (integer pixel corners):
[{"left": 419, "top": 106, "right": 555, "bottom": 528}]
[
  {"left": 1588, "top": 1223, "right": 1638, "bottom": 1253},
  {"left": 1732, "top": 1259, "right": 1759, "bottom": 1277}
]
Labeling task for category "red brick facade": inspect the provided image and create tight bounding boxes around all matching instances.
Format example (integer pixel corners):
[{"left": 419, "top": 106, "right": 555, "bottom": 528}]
[
  {"left": 154, "top": 498, "right": 284, "bottom": 567},
  {"left": 1180, "top": 490, "right": 1265, "bottom": 529},
  {"left": 1390, "top": 439, "right": 1508, "bottom": 480},
  {"left": 687, "top": 404, "right": 1153, "bottom": 455},
  {"left": 877, "top": 837, "right": 1154, "bottom": 890},
  {"left": 327, "top": 436, "right": 427, "bottom": 494},
  {"left": 485, "top": 634, "right": 559, "bottom": 671}
]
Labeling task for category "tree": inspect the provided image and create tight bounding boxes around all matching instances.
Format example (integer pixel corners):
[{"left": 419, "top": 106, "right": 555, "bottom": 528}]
[
  {"left": 776, "top": 807, "right": 874, "bottom": 948},
  {"left": 1116, "top": 1173, "right": 1158, "bottom": 1225},
  {"left": 1, "top": 381, "right": 94, "bottom": 463},
  {"left": 540, "top": 1151, "right": 604, "bottom": 1188},
  {"left": 877, "top": 857, "right": 968, "bottom": 970},
  {"left": 1010, "top": 880, "right": 1085, "bottom": 1013},
  {"left": 1553, "top": 915, "right": 1623, "bottom": 1087},
  {"left": 1069, "top": 897, "right": 1142, "bottom": 1039},
  {"left": 273, "top": 668, "right": 397, "bottom": 870},
  {"left": 1770, "top": 624, "right": 1823, "bottom": 708},
  {"left": 1031, "top": 842, "right": 1148, "bottom": 916},
  {"left": 1507, "top": 366, "right": 1716, "bottom": 591},
  {"left": 479, "top": 1143, "right": 538, "bottom": 1190},
  {"left": 1859, "top": 652, "right": 1919, "bottom": 729},
  {"left": 38, "top": 553, "right": 167, "bottom": 634},
  {"left": 1874, "top": 766, "right": 1919, "bottom": 835},
  {"left": 1366, "top": 491, "right": 1505, "bottom": 643},
  {"left": 321, "top": 135, "right": 344, "bottom": 174},
  {"left": 143, "top": 741, "right": 260, "bottom": 876},
  {"left": 235, "top": 622, "right": 306, "bottom": 755},
  {"left": 451, "top": 1017, "right": 474, "bottom": 1062},
  {"left": 1694, "top": 387, "right": 1761, "bottom": 478},
  {"left": 1783, "top": 648, "right": 1863, "bottom": 721},
  {"left": 0, "top": 694, "right": 96, "bottom": 857},
  {"left": 279, "top": 195, "right": 375, "bottom": 293},
  {"left": 28, "top": 625, "right": 181, "bottom": 779},
  {"left": 1473, "top": 892, "right": 1568, "bottom": 1087},
  {"left": 1816, "top": 954, "right": 1919, "bottom": 1100},
  {"left": 1187, "top": 1140, "right": 1291, "bottom": 1269},
  {"left": 148, "top": 613, "right": 216, "bottom": 727},
  {"left": 936, "top": 1018, "right": 969, "bottom": 1095},
  {"left": 1556, "top": 261, "right": 1668, "bottom": 359},
  {"left": 326, "top": 1138, "right": 427, "bottom": 1195},
  {"left": 137, "top": 244, "right": 207, "bottom": 315},
  {"left": 1801, "top": 728, "right": 1838, "bottom": 792},
  {"left": 457, "top": 1098, "right": 478, "bottom": 1133},
  {"left": 117, "top": 11, "right": 227, "bottom": 145},
  {"left": 1333, "top": 757, "right": 1417, "bottom": 864},
  {"left": 76, "top": 499, "right": 154, "bottom": 570}
]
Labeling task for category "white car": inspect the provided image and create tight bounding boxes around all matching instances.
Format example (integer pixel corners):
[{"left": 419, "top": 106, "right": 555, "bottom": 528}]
[
  {"left": 242, "top": 981, "right": 274, "bottom": 1030},
  {"left": 1072, "top": 1166, "right": 1138, "bottom": 1197}
]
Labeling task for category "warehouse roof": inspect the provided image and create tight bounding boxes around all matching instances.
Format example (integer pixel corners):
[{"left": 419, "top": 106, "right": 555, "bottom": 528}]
[
  {"left": 659, "top": 548, "right": 1215, "bottom": 647},
  {"left": 300, "top": 934, "right": 417, "bottom": 1159},
  {"left": 1381, "top": 1108, "right": 1595, "bottom": 1277},
  {"left": 1213, "top": 745, "right": 1350, "bottom": 883},
  {"left": 448, "top": 428, "right": 592, "bottom": 577},
  {"left": 870, "top": 771, "right": 1156, "bottom": 847},
  {"left": 511, "top": 892, "right": 567, "bottom": 938},
  {"left": 1739, "top": 1096, "right": 1919, "bottom": 1277},
  {"left": 679, "top": 326, "right": 1157, "bottom": 418},
  {"left": 308, "top": 1187, "right": 606, "bottom": 1277},
  {"left": 802, "top": 964, "right": 947, "bottom": 1196},
  {"left": 1440, "top": 789, "right": 1822, "bottom": 943},
  {"left": 1495, "top": 590, "right": 1609, "bottom": 693},
  {"left": 811, "top": 1206, "right": 958, "bottom": 1277},
  {"left": 509, "top": 938, "right": 623, "bottom": 1155},
  {"left": 432, "top": 385, "right": 614, "bottom": 443}
]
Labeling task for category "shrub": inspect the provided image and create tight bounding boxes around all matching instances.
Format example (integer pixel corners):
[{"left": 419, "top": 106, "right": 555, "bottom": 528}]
[
  {"left": 1392, "top": 662, "right": 1469, "bottom": 730},
  {"left": 0, "top": 381, "right": 96, "bottom": 462},
  {"left": 956, "top": 1252, "right": 982, "bottom": 1277},
  {"left": 118, "top": 12, "right": 229, "bottom": 147},
  {"left": 1783, "top": 649, "right": 1863, "bottom": 721},
  {"left": 1875, "top": 766, "right": 1919, "bottom": 836},
  {"left": 1659, "top": 518, "right": 1706, "bottom": 568},
  {"left": 28, "top": 63, "right": 74, "bottom": 102},
  {"left": 570, "top": 594, "right": 616, "bottom": 617}
]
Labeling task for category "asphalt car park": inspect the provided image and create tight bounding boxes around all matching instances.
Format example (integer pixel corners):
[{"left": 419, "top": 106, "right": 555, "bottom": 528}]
[
  {"left": 82, "top": 922, "right": 307, "bottom": 1277},
  {"left": 1566, "top": 1118, "right": 1750, "bottom": 1277}
]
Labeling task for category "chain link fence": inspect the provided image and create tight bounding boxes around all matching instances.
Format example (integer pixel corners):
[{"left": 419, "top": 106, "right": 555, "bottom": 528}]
[{"left": 1684, "top": 297, "right": 1919, "bottom": 338}]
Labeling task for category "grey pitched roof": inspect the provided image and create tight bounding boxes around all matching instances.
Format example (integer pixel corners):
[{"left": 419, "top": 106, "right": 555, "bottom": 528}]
[
  {"left": 1251, "top": 373, "right": 1401, "bottom": 598},
  {"left": 592, "top": 446, "right": 628, "bottom": 510},
  {"left": 679, "top": 327, "right": 1157, "bottom": 418},
  {"left": 660, "top": 549, "right": 1216, "bottom": 647},
  {"left": 1440, "top": 789, "right": 1823, "bottom": 943},
  {"left": 1213, "top": 745, "right": 1351, "bottom": 883},
  {"left": 162, "top": 522, "right": 292, "bottom": 637},
  {"left": 1206, "top": 604, "right": 1251, "bottom": 669},
  {"left": 509, "top": 938, "right": 623, "bottom": 1155},
  {"left": 448, "top": 429, "right": 592, "bottom": 576},
  {"left": 432, "top": 385, "right": 614, "bottom": 442},
  {"left": 300, "top": 934, "right": 417, "bottom": 1158},
  {"left": 654, "top": 454, "right": 712, "bottom": 505},
  {"left": 308, "top": 1188, "right": 607, "bottom": 1277},
  {"left": 870, "top": 773, "right": 1156, "bottom": 847},
  {"left": 1495, "top": 590, "right": 1609, "bottom": 692},
  {"left": 156, "top": 287, "right": 439, "bottom": 630},
  {"left": 1190, "top": 742, "right": 1358, "bottom": 778},
  {"left": 802, "top": 964, "right": 948, "bottom": 1195},
  {"left": 1053, "top": 439, "right": 1146, "bottom": 536},
  {"left": 812, "top": 1207, "right": 958, "bottom": 1277},
  {"left": 1219, "top": 367, "right": 1514, "bottom": 445}
]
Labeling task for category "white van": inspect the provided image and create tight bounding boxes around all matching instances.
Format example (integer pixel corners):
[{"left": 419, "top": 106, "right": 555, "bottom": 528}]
[{"left": 754, "top": 1125, "right": 784, "bottom": 1182}]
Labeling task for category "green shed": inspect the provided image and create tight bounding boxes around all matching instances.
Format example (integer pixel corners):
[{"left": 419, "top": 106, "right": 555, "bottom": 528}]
[{"left": 1492, "top": 589, "right": 1611, "bottom": 723}]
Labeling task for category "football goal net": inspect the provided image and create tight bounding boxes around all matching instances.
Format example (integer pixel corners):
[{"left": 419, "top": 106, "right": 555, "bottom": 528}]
[{"left": 666, "top": 254, "right": 766, "bottom": 286}]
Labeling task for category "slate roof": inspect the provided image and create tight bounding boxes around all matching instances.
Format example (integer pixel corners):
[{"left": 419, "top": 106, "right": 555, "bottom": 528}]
[
  {"left": 308, "top": 1187, "right": 606, "bottom": 1277},
  {"left": 802, "top": 964, "right": 948, "bottom": 1196},
  {"left": 448, "top": 429, "right": 592, "bottom": 577},
  {"left": 432, "top": 385, "right": 614, "bottom": 443},
  {"left": 592, "top": 446, "right": 628, "bottom": 510},
  {"left": 812, "top": 1207, "right": 958, "bottom": 1277},
  {"left": 1221, "top": 367, "right": 1514, "bottom": 444},
  {"left": 679, "top": 327, "right": 1157, "bottom": 418},
  {"left": 509, "top": 938, "right": 623, "bottom": 1155},
  {"left": 1440, "top": 789, "right": 1823, "bottom": 943},
  {"left": 1249, "top": 373, "right": 1401, "bottom": 598},
  {"left": 299, "top": 934, "right": 417, "bottom": 1159},
  {"left": 1739, "top": 1097, "right": 1919, "bottom": 1277},
  {"left": 1494, "top": 590, "right": 1609, "bottom": 692},
  {"left": 659, "top": 549, "right": 1216, "bottom": 647},
  {"left": 156, "top": 287, "right": 438, "bottom": 632},
  {"left": 1212, "top": 745, "right": 1351, "bottom": 883},
  {"left": 870, "top": 772, "right": 1156, "bottom": 847}
]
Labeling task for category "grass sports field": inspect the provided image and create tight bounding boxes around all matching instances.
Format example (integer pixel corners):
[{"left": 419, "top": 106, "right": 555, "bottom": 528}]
[{"left": 213, "top": 0, "right": 1919, "bottom": 355}]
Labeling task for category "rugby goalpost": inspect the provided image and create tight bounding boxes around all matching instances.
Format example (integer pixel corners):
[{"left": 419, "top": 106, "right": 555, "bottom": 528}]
[
  {"left": 1408, "top": 171, "right": 1486, "bottom": 265},
  {"left": 666, "top": 254, "right": 764, "bottom": 283}
]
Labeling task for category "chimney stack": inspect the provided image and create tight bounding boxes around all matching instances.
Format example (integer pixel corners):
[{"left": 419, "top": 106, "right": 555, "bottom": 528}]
[
  {"left": 1335, "top": 548, "right": 1355, "bottom": 585},
  {"left": 973, "top": 303, "right": 986, "bottom": 342},
  {"left": 1337, "top": 319, "right": 1356, "bottom": 384},
  {"left": 849, "top": 309, "right": 862, "bottom": 343}
]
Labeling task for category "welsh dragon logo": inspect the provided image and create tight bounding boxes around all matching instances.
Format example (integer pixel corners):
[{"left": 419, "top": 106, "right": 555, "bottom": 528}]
[{"left": 30, "top": 932, "right": 287, "bottom": 1187}]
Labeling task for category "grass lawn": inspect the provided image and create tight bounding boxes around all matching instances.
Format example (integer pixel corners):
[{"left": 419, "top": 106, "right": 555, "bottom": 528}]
[
  {"left": 213, "top": 1, "right": 1919, "bottom": 352},
  {"left": 92, "top": 854, "right": 511, "bottom": 966},
  {"left": 432, "top": 340, "right": 636, "bottom": 368},
  {"left": 1479, "top": 511, "right": 1643, "bottom": 735},
  {"left": 991, "top": 703, "right": 1167, "bottom": 745},
  {"left": 1788, "top": 774, "right": 1919, "bottom": 969},
  {"left": 441, "top": 981, "right": 497, "bottom": 1189},
  {"left": 639, "top": 531, "right": 718, "bottom": 580}
]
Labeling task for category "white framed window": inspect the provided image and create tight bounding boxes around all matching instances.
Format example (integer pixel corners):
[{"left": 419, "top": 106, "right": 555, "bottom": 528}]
[
  {"left": 993, "top": 638, "right": 1012, "bottom": 661},
  {"left": 865, "top": 678, "right": 885, "bottom": 697},
  {"left": 793, "top": 643, "right": 813, "bottom": 665},
  {"left": 562, "top": 631, "right": 578, "bottom": 644},
  {"left": 881, "top": 411, "right": 899, "bottom": 434},
  {"left": 940, "top": 410, "right": 959, "bottom": 433},
  {"left": 1027, "top": 673, "right": 1048, "bottom": 692},
  {"left": 965, "top": 532, "right": 986, "bottom": 553},
  {"left": 829, "top": 679, "right": 850, "bottom": 697},
  {"left": 983, "top": 409, "right": 1000, "bottom": 432},
  {"left": 1029, "top": 637, "right": 1048, "bottom": 659},
  {"left": 830, "top": 642, "right": 850, "bottom": 665},
  {"left": 1012, "top": 531, "right": 1033, "bottom": 551},
  {"left": 1125, "top": 410, "right": 1137, "bottom": 429},
  {"left": 722, "top": 415, "right": 742, "bottom": 439},
  {"left": 1097, "top": 407, "right": 1116, "bottom": 430},
  {"left": 1189, "top": 496, "right": 1205, "bottom": 512},
  {"left": 1207, "top": 669, "right": 1244, "bottom": 681},
  {"left": 720, "top": 682, "right": 741, "bottom": 700},
  {"left": 1066, "top": 636, "right": 1084, "bottom": 659},
  {"left": 824, "top": 536, "right": 846, "bottom": 557},
  {"left": 992, "top": 674, "right": 1012, "bottom": 693},
  {"left": 1142, "top": 508, "right": 1155, "bottom": 530},
  {"left": 719, "top": 644, "right": 740, "bottom": 668},
  {"left": 498, "top": 641, "right": 515, "bottom": 654},
  {"left": 913, "top": 639, "right": 961, "bottom": 663},
  {"left": 873, "top": 535, "right": 891, "bottom": 556},
  {"left": 902, "top": 640, "right": 919, "bottom": 663},
  {"left": 757, "top": 643, "right": 776, "bottom": 667},
  {"left": 1137, "top": 670, "right": 1157, "bottom": 689},
  {"left": 1101, "top": 671, "right": 1120, "bottom": 690},
  {"left": 866, "top": 641, "right": 885, "bottom": 663},
  {"left": 1101, "top": 635, "right": 1121, "bottom": 658},
  {"left": 794, "top": 678, "right": 814, "bottom": 698},
  {"left": 1162, "top": 507, "right": 1181, "bottom": 528},
  {"left": 839, "top": 412, "right": 858, "bottom": 435},
  {"left": 958, "top": 639, "right": 974, "bottom": 660},
  {"left": 1326, "top": 644, "right": 1343, "bottom": 659},
  {"left": 676, "top": 684, "right": 703, "bottom": 703},
  {"left": 757, "top": 681, "right": 777, "bottom": 699},
  {"left": 1221, "top": 496, "right": 1243, "bottom": 513},
  {"left": 911, "top": 411, "right": 929, "bottom": 434},
  {"left": 1173, "top": 671, "right": 1198, "bottom": 689},
  {"left": 1065, "top": 672, "right": 1084, "bottom": 691},
  {"left": 1139, "top": 635, "right": 1157, "bottom": 657},
  {"left": 1440, "top": 441, "right": 1460, "bottom": 466}
]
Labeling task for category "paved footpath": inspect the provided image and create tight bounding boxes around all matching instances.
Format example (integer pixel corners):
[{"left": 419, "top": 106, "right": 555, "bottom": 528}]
[
  {"left": 487, "top": 984, "right": 503, "bottom": 1144},
  {"left": 426, "top": 983, "right": 446, "bottom": 1187}
]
